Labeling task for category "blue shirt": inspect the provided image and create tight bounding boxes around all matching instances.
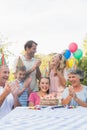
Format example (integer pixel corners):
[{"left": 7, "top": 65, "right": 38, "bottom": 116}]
[{"left": 18, "top": 81, "right": 28, "bottom": 106}]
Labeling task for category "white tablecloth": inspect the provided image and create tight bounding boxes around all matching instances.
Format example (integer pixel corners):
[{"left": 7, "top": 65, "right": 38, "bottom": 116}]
[{"left": 0, "top": 106, "right": 87, "bottom": 130}]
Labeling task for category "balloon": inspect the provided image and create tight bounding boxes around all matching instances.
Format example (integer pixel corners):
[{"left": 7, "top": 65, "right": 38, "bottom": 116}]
[
  {"left": 68, "top": 58, "right": 78, "bottom": 68},
  {"left": 63, "top": 49, "right": 71, "bottom": 60},
  {"left": 73, "top": 49, "right": 83, "bottom": 59},
  {"left": 68, "top": 58, "right": 74, "bottom": 68},
  {"left": 69, "top": 42, "right": 78, "bottom": 52}
]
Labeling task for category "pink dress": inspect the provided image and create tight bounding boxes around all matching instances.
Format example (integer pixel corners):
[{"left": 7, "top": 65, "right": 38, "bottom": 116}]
[
  {"left": 28, "top": 92, "right": 40, "bottom": 106},
  {"left": 49, "top": 70, "right": 64, "bottom": 98}
]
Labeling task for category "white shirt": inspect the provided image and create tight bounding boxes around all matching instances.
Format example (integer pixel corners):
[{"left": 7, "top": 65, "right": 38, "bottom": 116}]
[{"left": 0, "top": 86, "right": 14, "bottom": 119}]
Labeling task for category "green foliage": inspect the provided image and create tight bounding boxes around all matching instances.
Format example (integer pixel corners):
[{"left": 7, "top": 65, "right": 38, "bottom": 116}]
[
  {"left": 83, "top": 35, "right": 87, "bottom": 56},
  {"left": 65, "top": 80, "right": 71, "bottom": 87},
  {"left": 78, "top": 56, "right": 87, "bottom": 85},
  {"left": 35, "top": 53, "right": 53, "bottom": 75}
]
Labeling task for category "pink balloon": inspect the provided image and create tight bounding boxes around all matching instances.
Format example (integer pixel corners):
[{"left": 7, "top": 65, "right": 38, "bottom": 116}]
[{"left": 69, "top": 42, "right": 78, "bottom": 53}]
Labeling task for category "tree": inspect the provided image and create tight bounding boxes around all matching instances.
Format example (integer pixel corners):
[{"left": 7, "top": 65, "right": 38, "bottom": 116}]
[
  {"left": 77, "top": 56, "right": 87, "bottom": 85},
  {"left": 83, "top": 35, "right": 87, "bottom": 56},
  {"left": 0, "top": 34, "right": 16, "bottom": 65}
]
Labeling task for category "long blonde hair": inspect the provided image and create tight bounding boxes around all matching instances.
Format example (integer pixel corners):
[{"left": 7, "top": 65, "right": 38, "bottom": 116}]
[{"left": 54, "top": 54, "right": 66, "bottom": 74}]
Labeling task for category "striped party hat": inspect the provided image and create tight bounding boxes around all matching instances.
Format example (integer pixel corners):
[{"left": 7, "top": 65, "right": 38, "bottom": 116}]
[
  {"left": 0, "top": 53, "right": 6, "bottom": 66},
  {"left": 16, "top": 56, "right": 24, "bottom": 69}
]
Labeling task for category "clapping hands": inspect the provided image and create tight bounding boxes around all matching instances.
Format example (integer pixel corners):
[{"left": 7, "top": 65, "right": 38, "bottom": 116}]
[
  {"left": 9, "top": 80, "right": 20, "bottom": 97},
  {"left": 4, "top": 81, "right": 11, "bottom": 94},
  {"left": 5, "top": 80, "right": 19, "bottom": 96},
  {"left": 33, "top": 59, "right": 41, "bottom": 69},
  {"left": 4, "top": 80, "right": 20, "bottom": 97},
  {"left": 69, "top": 86, "right": 77, "bottom": 99}
]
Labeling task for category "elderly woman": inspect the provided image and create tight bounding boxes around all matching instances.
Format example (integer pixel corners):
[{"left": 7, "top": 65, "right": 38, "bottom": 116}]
[{"left": 62, "top": 68, "right": 87, "bottom": 107}]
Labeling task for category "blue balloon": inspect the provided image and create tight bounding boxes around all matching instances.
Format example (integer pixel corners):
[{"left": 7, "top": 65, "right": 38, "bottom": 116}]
[{"left": 64, "top": 49, "right": 71, "bottom": 59}]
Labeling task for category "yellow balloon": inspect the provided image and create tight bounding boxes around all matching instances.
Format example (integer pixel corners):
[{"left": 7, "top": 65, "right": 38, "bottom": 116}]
[
  {"left": 68, "top": 58, "right": 74, "bottom": 68},
  {"left": 68, "top": 58, "right": 78, "bottom": 68}
]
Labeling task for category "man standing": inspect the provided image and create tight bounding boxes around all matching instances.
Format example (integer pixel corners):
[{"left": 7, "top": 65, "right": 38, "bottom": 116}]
[{"left": 16, "top": 40, "right": 41, "bottom": 93}]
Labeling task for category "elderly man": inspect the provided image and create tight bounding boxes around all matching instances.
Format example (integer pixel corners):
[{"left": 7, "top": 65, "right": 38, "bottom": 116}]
[{"left": 0, "top": 65, "right": 20, "bottom": 118}]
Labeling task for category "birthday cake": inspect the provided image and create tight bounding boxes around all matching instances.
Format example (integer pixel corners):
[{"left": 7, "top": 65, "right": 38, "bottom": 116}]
[{"left": 40, "top": 94, "right": 59, "bottom": 106}]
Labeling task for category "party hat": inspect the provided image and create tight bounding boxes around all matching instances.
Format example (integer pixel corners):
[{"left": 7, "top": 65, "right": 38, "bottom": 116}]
[
  {"left": 42, "top": 67, "right": 49, "bottom": 77},
  {"left": 16, "top": 56, "right": 24, "bottom": 69},
  {"left": 0, "top": 53, "right": 7, "bottom": 66}
]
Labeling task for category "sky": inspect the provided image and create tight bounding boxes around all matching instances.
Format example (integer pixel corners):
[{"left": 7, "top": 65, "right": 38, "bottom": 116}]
[{"left": 0, "top": 0, "right": 87, "bottom": 58}]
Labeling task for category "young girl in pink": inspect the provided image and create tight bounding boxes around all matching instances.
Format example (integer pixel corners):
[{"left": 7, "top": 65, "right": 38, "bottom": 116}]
[
  {"left": 49, "top": 54, "right": 66, "bottom": 98},
  {"left": 28, "top": 77, "right": 50, "bottom": 106}
]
